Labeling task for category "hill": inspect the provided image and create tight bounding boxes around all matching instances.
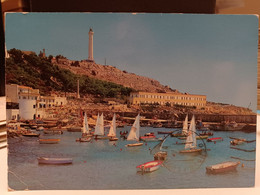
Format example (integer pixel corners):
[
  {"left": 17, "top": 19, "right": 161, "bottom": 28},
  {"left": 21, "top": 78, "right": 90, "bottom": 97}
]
[
  {"left": 5, "top": 49, "right": 132, "bottom": 99},
  {"left": 52, "top": 58, "right": 177, "bottom": 93}
]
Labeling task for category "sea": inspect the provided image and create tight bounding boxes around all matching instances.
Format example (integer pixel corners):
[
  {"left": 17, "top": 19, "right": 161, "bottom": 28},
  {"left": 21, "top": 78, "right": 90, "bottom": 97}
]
[{"left": 7, "top": 126, "right": 256, "bottom": 190}]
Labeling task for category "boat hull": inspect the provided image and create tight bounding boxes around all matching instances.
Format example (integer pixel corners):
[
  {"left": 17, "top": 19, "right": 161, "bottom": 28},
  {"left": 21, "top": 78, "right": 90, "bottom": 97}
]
[
  {"left": 126, "top": 143, "right": 144, "bottom": 147},
  {"left": 22, "top": 133, "right": 40, "bottom": 137},
  {"left": 37, "top": 157, "right": 73, "bottom": 165},
  {"left": 206, "top": 161, "right": 240, "bottom": 174},
  {"left": 109, "top": 137, "right": 119, "bottom": 141},
  {"left": 136, "top": 160, "right": 163, "bottom": 173},
  {"left": 207, "top": 137, "right": 223, "bottom": 142},
  {"left": 179, "top": 148, "right": 203, "bottom": 154}
]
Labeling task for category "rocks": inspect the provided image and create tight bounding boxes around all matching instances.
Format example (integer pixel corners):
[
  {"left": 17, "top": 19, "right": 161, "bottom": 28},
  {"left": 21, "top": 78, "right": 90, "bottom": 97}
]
[{"left": 55, "top": 59, "right": 173, "bottom": 93}]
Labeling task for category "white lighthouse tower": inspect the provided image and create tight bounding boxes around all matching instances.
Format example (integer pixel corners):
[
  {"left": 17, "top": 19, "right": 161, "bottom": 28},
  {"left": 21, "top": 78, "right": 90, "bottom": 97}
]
[{"left": 88, "top": 28, "right": 94, "bottom": 62}]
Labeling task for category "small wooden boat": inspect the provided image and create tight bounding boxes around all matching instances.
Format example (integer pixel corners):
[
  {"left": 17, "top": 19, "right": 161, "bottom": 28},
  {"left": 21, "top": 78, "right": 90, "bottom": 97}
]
[
  {"left": 39, "top": 138, "right": 60, "bottom": 144},
  {"left": 206, "top": 161, "right": 240, "bottom": 174},
  {"left": 178, "top": 135, "right": 208, "bottom": 140},
  {"left": 76, "top": 137, "right": 92, "bottom": 142},
  {"left": 22, "top": 132, "right": 40, "bottom": 137},
  {"left": 43, "top": 129, "right": 63, "bottom": 135},
  {"left": 199, "top": 131, "right": 213, "bottom": 136},
  {"left": 109, "top": 137, "right": 119, "bottom": 141},
  {"left": 126, "top": 142, "right": 144, "bottom": 147},
  {"left": 154, "top": 151, "right": 167, "bottom": 161},
  {"left": 136, "top": 160, "right": 163, "bottom": 173},
  {"left": 140, "top": 132, "right": 156, "bottom": 141},
  {"left": 37, "top": 157, "right": 73, "bottom": 165},
  {"left": 230, "top": 139, "right": 245, "bottom": 145},
  {"left": 157, "top": 131, "right": 173, "bottom": 134},
  {"left": 143, "top": 138, "right": 163, "bottom": 142},
  {"left": 171, "top": 133, "right": 187, "bottom": 137},
  {"left": 207, "top": 137, "right": 223, "bottom": 142}
]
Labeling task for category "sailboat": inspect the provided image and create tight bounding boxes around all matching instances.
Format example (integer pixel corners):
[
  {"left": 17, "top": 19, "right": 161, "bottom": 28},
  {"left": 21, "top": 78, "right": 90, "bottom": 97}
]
[
  {"left": 108, "top": 113, "right": 118, "bottom": 141},
  {"left": 125, "top": 114, "right": 143, "bottom": 147},
  {"left": 171, "top": 114, "right": 188, "bottom": 137},
  {"left": 179, "top": 115, "right": 202, "bottom": 154},
  {"left": 94, "top": 113, "right": 109, "bottom": 139},
  {"left": 76, "top": 113, "right": 92, "bottom": 142},
  {"left": 82, "top": 113, "right": 92, "bottom": 137}
]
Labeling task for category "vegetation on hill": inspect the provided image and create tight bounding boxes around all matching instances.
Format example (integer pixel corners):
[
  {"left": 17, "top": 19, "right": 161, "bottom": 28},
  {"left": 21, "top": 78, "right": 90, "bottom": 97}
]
[{"left": 6, "top": 48, "right": 133, "bottom": 99}]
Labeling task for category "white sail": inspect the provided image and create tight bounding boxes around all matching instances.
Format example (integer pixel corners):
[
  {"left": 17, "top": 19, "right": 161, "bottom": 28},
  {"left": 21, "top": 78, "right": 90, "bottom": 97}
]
[
  {"left": 100, "top": 113, "right": 104, "bottom": 135},
  {"left": 108, "top": 113, "right": 116, "bottom": 137},
  {"left": 127, "top": 114, "right": 140, "bottom": 141},
  {"left": 191, "top": 115, "right": 197, "bottom": 148},
  {"left": 182, "top": 115, "right": 188, "bottom": 134},
  {"left": 82, "top": 113, "right": 89, "bottom": 134},
  {"left": 184, "top": 115, "right": 196, "bottom": 149},
  {"left": 94, "top": 113, "right": 104, "bottom": 136}
]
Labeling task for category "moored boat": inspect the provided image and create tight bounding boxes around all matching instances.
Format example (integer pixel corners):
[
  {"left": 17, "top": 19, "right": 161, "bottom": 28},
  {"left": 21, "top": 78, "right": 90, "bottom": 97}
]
[
  {"left": 179, "top": 115, "right": 203, "bottom": 154},
  {"left": 108, "top": 113, "right": 118, "bottom": 141},
  {"left": 178, "top": 135, "right": 208, "bottom": 140},
  {"left": 39, "top": 138, "right": 60, "bottom": 144},
  {"left": 44, "top": 129, "right": 63, "bottom": 135},
  {"left": 125, "top": 114, "right": 143, "bottom": 147},
  {"left": 37, "top": 157, "right": 73, "bottom": 165},
  {"left": 206, "top": 161, "right": 240, "bottom": 174},
  {"left": 126, "top": 142, "right": 144, "bottom": 147},
  {"left": 207, "top": 137, "right": 223, "bottom": 142},
  {"left": 76, "top": 137, "right": 92, "bottom": 142},
  {"left": 140, "top": 132, "right": 156, "bottom": 141},
  {"left": 22, "top": 132, "right": 40, "bottom": 137},
  {"left": 157, "top": 131, "right": 173, "bottom": 134},
  {"left": 136, "top": 160, "right": 163, "bottom": 173}
]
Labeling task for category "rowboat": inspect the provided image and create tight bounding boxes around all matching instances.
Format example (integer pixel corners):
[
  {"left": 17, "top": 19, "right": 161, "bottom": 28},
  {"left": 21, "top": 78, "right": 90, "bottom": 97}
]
[
  {"left": 37, "top": 157, "right": 73, "bottom": 165},
  {"left": 109, "top": 137, "right": 119, "bottom": 141},
  {"left": 76, "top": 137, "right": 92, "bottom": 142},
  {"left": 22, "top": 132, "right": 40, "bottom": 137},
  {"left": 207, "top": 137, "right": 223, "bottom": 142},
  {"left": 178, "top": 135, "right": 208, "bottom": 140},
  {"left": 43, "top": 129, "right": 63, "bottom": 135},
  {"left": 126, "top": 142, "right": 144, "bottom": 147},
  {"left": 39, "top": 138, "right": 60, "bottom": 144},
  {"left": 154, "top": 151, "right": 168, "bottom": 161},
  {"left": 136, "top": 160, "right": 163, "bottom": 173},
  {"left": 230, "top": 139, "right": 245, "bottom": 145},
  {"left": 157, "top": 131, "right": 173, "bottom": 134},
  {"left": 140, "top": 132, "right": 157, "bottom": 141},
  {"left": 206, "top": 161, "right": 240, "bottom": 174}
]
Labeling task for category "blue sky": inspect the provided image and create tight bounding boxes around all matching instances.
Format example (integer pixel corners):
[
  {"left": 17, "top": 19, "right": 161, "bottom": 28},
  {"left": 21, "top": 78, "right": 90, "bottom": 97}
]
[{"left": 5, "top": 13, "right": 258, "bottom": 111}]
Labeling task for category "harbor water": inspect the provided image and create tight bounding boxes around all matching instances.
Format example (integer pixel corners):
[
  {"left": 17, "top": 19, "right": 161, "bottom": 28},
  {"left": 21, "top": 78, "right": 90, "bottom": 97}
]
[{"left": 8, "top": 127, "right": 256, "bottom": 190}]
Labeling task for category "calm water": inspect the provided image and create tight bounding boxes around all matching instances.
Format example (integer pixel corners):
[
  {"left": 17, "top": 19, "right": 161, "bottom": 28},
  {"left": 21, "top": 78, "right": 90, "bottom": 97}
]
[{"left": 8, "top": 127, "right": 256, "bottom": 190}]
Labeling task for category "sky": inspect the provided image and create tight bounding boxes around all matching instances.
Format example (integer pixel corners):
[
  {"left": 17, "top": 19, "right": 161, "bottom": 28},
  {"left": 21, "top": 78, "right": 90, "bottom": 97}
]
[{"left": 5, "top": 13, "right": 259, "bottom": 111}]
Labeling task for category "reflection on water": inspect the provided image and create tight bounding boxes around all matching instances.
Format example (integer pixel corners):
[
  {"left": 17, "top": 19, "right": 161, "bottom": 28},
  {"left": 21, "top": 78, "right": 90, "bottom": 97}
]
[{"left": 8, "top": 127, "right": 256, "bottom": 190}]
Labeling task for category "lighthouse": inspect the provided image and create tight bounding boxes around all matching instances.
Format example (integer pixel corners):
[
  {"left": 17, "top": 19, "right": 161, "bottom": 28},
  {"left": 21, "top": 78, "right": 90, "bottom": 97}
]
[{"left": 88, "top": 28, "right": 94, "bottom": 62}]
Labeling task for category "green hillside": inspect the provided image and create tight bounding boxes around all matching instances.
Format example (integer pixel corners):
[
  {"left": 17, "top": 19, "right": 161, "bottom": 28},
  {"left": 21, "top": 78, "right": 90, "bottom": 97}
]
[{"left": 6, "top": 48, "right": 133, "bottom": 99}]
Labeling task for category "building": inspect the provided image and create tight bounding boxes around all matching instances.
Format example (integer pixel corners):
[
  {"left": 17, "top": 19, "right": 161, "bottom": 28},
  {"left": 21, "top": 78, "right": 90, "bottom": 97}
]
[
  {"left": 129, "top": 91, "right": 206, "bottom": 108},
  {"left": 6, "top": 84, "right": 67, "bottom": 120}
]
